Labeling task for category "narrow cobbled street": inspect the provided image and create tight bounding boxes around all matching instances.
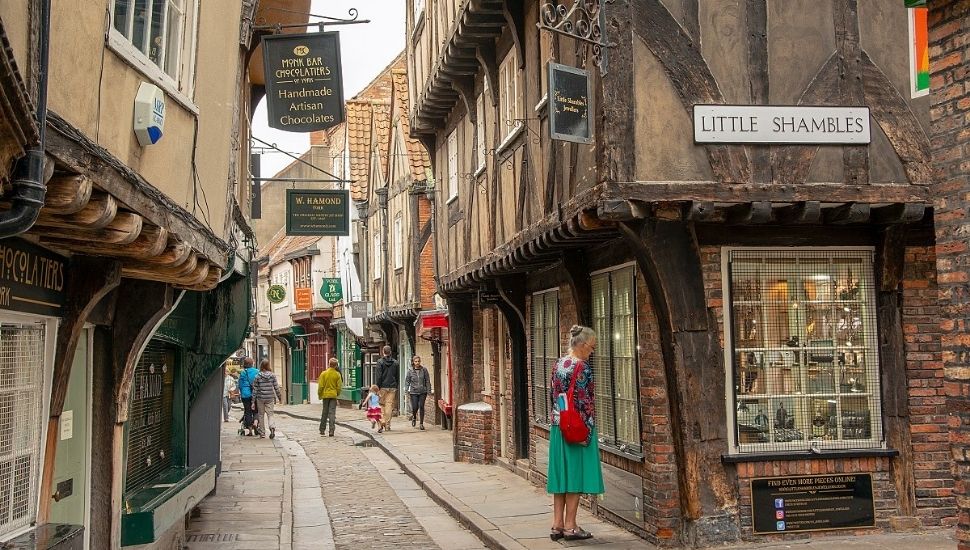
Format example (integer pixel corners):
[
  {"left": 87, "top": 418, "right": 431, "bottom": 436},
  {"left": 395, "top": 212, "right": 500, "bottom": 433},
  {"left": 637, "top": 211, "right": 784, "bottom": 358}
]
[{"left": 185, "top": 408, "right": 484, "bottom": 550}]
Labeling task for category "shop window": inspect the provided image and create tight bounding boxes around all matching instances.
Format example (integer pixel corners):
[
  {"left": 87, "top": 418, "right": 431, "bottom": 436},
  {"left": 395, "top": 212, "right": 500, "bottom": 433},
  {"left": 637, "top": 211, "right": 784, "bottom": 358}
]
[
  {"left": 111, "top": 0, "right": 197, "bottom": 94},
  {"left": 373, "top": 232, "right": 382, "bottom": 280},
  {"left": 0, "top": 321, "right": 48, "bottom": 538},
  {"left": 498, "top": 50, "right": 521, "bottom": 141},
  {"left": 530, "top": 290, "right": 559, "bottom": 425},
  {"left": 125, "top": 342, "right": 176, "bottom": 493},
  {"left": 591, "top": 266, "right": 641, "bottom": 453},
  {"left": 394, "top": 214, "right": 403, "bottom": 270},
  {"left": 447, "top": 130, "right": 459, "bottom": 203},
  {"left": 725, "top": 249, "right": 883, "bottom": 454}
]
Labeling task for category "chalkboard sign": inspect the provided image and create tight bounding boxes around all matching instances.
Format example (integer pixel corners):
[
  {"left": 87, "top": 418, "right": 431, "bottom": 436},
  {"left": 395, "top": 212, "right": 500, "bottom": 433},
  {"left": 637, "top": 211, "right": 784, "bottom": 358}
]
[
  {"left": 125, "top": 342, "right": 176, "bottom": 493},
  {"left": 285, "top": 189, "right": 350, "bottom": 236},
  {"left": 262, "top": 31, "right": 345, "bottom": 133},
  {"left": 548, "top": 62, "right": 592, "bottom": 144},
  {"left": 751, "top": 473, "right": 875, "bottom": 534}
]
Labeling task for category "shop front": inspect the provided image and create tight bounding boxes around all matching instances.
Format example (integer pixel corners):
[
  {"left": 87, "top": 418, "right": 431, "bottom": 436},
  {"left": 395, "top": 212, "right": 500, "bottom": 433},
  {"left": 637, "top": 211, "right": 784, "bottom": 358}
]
[{"left": 416, "top": 310, "right": 450, "bottom": 427}]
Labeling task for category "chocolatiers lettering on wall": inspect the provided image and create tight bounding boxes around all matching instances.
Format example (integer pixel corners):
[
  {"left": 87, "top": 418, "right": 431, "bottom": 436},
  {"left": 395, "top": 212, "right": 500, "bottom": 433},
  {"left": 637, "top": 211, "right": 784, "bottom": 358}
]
[{"left": 0, "top": 239, "right": 67, "bottom": 316}]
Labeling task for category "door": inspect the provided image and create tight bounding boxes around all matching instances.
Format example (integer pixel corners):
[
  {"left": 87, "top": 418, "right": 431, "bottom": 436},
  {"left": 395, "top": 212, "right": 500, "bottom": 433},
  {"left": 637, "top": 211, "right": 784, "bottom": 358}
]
[
  {"left": 497, "top": 317, "right": 509, "bottom": 459},
  {"left": 48, "top": 329, "right": 91, "bottom": 548},
  {"left": 399, "top": 331, "right": 412, "bottom": 414}
]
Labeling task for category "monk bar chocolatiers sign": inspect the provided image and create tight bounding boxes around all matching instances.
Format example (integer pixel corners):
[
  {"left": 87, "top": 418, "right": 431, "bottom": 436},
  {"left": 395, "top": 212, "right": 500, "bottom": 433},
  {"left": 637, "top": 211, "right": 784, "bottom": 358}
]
[
  {"left": 693, "top": 105, "right": 871, "bottom": 144},
  {"left": 286, "top": 189, "right": 350, "bottom": 237},
  {"left": 751, "top": 473, "right": 875, "bottom": 534},
  {"left": 548, "top": 62, "right": 592, "bottom": 144},
  {"left": 0, "top": 238, "right": 66, "bottom": 316},
  {"left": 262, "top": 31, "right": 345, "bottom": 132}
]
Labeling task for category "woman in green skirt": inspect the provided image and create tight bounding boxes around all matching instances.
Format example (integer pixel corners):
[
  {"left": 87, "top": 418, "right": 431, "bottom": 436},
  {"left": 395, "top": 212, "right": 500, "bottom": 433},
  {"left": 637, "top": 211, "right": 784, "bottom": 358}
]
[{"left": 547, "top": 325, "right": 604, "bottom": 541}]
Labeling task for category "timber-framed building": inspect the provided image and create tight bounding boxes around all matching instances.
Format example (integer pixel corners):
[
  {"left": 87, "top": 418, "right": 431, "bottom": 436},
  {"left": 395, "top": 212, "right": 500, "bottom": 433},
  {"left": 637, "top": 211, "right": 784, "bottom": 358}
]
[{"left": 407, "top": 0, "right": 951, "bottom": 545}]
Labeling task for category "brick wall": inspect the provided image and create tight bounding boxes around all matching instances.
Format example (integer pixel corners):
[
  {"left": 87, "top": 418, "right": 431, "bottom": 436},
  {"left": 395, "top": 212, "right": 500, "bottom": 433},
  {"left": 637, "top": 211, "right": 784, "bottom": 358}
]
[
  {"left": 903, "top": 246, "right": 955, "bottom": 525},
  {"left": 929, "top": 3, "right": 970, "bottom": 548},
  {"left": 456, "top": 403, "right": 494, "bottom": 463},
  {"left": 419, "top": 238, "right": 436, "bottom": 309}
]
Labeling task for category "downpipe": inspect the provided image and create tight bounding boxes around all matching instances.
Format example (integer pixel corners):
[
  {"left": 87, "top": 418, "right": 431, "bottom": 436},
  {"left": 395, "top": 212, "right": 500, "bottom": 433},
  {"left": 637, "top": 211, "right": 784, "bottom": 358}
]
[{"left": 0, "top": 0, "right": 51, "bottom": 238}]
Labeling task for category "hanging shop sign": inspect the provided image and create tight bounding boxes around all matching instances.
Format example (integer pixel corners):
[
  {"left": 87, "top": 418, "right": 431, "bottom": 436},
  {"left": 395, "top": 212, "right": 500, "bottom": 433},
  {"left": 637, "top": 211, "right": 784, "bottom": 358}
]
[
  {"left": 285, "top": 189, "right": 350, "bottom": 236},
  {"left": 693, "top": 105, "right": 871, "bottom": 144},
  {"left": 295, "top": 287, "right": 313, "bottom": 311},
  {"left": 751, "top": 473, "right": 875, "bottom": 534},
  {"left": 267, "top": 284, "right": 286, "bottom": 304},
  {"left": 0, "top": 238, "right": 66, "bottom": 316},
  {"left": 320, "top": 278, "right": 343, "bottom": 304},
  {"left": 262, "top": 31, "right": 345, "bottom": 132},
  {"left": 548, "top": 62, "right": 593, "bottom": 144},
  {"left": 348, "top": 301, "right": 371, "bottom": 318}
]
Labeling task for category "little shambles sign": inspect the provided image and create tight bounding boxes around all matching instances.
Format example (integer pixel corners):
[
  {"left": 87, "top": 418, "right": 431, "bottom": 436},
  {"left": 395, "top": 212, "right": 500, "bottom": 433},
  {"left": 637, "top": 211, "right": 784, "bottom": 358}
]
[
  {"left": 262, "top": 32, "right": 344, "bottom": 132},
  {"left": 286, "top": 189, "right": 350, "bottom": 236},
  {"left": 693, "top": 105, "right": 871, "bottom": 144},
  {"left": 548, "top": 62, "right": 592, "bottom": 144},
  {"left": 751, "top": 473, "right": 875, "bottom": 534}
]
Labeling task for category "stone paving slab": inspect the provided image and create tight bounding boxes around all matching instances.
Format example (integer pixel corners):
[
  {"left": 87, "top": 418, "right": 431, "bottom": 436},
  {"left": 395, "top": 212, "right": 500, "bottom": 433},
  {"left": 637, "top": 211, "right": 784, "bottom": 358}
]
[{"left": 276, "top": 404, "right": 957, "bottom": 550}]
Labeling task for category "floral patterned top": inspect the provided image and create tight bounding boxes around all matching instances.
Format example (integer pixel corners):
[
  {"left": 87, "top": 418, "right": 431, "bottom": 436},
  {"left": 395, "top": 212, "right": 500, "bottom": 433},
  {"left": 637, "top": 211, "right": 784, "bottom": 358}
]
[{"left": 549, "top": 356, "right": 595, "bottom": 434}]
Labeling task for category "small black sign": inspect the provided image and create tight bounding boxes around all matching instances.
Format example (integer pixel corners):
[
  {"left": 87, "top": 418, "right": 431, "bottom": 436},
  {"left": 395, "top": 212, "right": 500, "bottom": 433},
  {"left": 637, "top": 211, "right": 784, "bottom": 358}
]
[
  {"left": 285, "top": 189, "right": 350, "bottom": 236},
  {"left": 0, "top": 238, "right": 66, "bottom": 317},
  {"left": 751, "top": 473, "right": 875, "bottom": 534},
  {"left": 262, "top": 31, "right": 345, "bottom": 133},
  {"left": 548, "top": 62, "right": 592, "bottom": 144}
]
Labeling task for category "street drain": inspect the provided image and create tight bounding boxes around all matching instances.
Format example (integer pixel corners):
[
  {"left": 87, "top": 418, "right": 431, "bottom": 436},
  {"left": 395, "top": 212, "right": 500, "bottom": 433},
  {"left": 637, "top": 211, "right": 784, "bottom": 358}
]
[
  {"left": 354, "top": 440, "right": 376, "bottom": 447},
  {"left": 185, "top": 533, "right": 238, "bottom": 543}
]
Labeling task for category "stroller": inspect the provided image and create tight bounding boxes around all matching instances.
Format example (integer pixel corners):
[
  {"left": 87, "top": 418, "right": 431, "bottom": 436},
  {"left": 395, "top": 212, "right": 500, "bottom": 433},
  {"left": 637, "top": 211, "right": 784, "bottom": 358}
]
[{"left": 237, "top": 401, "right": 259, "bottom": 436}]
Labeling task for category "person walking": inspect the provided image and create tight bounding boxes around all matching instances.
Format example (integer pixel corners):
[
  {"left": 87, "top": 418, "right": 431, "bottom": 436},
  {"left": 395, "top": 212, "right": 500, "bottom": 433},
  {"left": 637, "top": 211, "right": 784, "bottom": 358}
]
[
  {"left": 318, "top": 357, "right": 342, "bottom": 437},
  {"left": 547, "top": 325, "right": 603, "bottom": 542},
  {"left": 363, "top": 384, "right": 382, "bottom": 429},
  {"left": 404, "top": 355, "right": 431, "bottom": 430},
  {"left": 238, "top": 358, "right": 260, "bottom": 436},
  {"left": 375, "top": 346, "right": 399, "bottom": 433},
  {"left": 253, "top": 360, "right": 283, "bottom": 439},
  {"left": 222, "top": 369, "right": 238, "bottom": 422}
]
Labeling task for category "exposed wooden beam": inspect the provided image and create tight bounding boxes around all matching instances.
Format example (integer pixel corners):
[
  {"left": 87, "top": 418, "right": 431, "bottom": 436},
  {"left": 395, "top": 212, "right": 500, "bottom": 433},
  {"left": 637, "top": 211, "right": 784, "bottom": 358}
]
[
  {"left": 726, "top": 201, "right": 772, "bottom": 224},
  {"left": 824, "top": 202, "right": 871, "bottom": 224},
  {"left": 773, "top": 201, "right": 822, "bottom": 224},
  {"left": 872, "top": 203, "right": 926, "bottom": 224},
  {"left": 36, "top": 192, "right": 117, "bottom": 229},
  {"left": 43, "top": 174, "right": 93, "bottom": 215},
  {"left": 40, "top": 224, "right": 169, "bottom": 259},
  {"left": 602, "top": 182, "right": 929, "bottom": 204},
  {"left": 35, "top": 211, "right": 143, "bottom": 246}
]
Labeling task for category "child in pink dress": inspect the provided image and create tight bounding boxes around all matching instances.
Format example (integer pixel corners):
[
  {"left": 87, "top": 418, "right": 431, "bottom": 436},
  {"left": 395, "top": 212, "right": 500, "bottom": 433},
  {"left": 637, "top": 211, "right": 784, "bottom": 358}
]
[{"left": 364, "top": 384, "right": 382, "bottom": 428}]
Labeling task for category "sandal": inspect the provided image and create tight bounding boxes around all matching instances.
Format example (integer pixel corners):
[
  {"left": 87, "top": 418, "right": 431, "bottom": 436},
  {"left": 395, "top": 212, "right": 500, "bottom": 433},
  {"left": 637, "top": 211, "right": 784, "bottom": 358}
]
[
  {"left": 563, "top": 527, "right": 593, "bottom": 541},
  {"left": 549, "top": 528, "right": 564, "bottom": 541}
]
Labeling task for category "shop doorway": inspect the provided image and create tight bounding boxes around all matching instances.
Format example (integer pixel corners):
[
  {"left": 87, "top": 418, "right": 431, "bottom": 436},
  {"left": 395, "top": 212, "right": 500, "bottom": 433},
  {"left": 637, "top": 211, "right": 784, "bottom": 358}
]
[
  {"left": 48, "top": 329, "right": 92, "bottom": 548},
  {"left": 497, "top": 317, "right": 510, "bottom": 459}
]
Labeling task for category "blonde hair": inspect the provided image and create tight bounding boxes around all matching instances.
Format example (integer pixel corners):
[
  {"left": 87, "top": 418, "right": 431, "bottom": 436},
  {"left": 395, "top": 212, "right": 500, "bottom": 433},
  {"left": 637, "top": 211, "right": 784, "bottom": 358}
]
[
  {"left": 370, "top": 384, "right": 379, "bottom": 392},
  {"left": 328, "top": 357, "right": 339, "bottom": 368}
]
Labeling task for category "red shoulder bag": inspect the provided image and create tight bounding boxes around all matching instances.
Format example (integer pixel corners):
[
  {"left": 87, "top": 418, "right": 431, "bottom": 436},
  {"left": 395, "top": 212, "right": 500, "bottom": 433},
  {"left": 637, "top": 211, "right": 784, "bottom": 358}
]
[{"left": 558, "top": 361, "right": 590, "bottom": 444}]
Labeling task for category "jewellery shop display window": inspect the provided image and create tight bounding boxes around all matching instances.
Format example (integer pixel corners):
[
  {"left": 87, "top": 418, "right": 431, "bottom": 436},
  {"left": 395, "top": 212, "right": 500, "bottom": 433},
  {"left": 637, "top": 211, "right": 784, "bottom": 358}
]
[
  {"left": 124, "top": 342, "right": 177, "bottom": 494},
  {"left": 723, "top": 249, "right": 883, "bottom": 454}
]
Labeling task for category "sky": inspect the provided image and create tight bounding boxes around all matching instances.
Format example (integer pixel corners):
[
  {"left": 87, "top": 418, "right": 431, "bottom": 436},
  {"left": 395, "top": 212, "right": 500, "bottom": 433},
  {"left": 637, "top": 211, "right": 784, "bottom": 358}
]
[{"left": 251, "top": 1, "right": 406, "bottom": 177}]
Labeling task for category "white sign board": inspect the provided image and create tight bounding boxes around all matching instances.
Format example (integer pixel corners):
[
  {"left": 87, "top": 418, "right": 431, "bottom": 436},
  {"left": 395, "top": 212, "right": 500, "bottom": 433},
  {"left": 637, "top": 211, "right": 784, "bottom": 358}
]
[
  {"left": 693, "top": 105, "right": 871, "bottom": 144},
  {"left": 60, "top": 410, "right": 73, "bottom": 441}
]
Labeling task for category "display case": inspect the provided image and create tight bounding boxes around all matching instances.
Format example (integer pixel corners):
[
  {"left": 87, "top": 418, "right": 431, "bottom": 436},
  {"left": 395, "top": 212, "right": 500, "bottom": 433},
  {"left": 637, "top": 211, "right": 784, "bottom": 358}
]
[{"left": 727, "top": 250, "right": 882, "bottom": 452}]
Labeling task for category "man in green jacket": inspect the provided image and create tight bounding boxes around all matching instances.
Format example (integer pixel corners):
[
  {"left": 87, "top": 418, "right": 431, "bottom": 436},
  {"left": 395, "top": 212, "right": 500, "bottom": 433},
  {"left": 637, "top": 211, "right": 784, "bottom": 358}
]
[{"left": 318, "top": 357, "right": 342, "bottom": 436}]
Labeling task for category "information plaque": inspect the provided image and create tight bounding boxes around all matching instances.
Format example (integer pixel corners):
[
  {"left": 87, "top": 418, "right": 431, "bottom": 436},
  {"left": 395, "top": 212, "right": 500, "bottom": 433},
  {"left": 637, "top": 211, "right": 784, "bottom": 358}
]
[{"left": 751, "top": 473, "right": 875, "bottom": 534}]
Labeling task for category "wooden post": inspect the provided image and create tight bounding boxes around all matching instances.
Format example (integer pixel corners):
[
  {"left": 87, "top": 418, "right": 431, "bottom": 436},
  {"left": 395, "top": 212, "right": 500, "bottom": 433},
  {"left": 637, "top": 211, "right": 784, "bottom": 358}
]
[
  {"left": 875, "top": 226, "right": 917, "bottom": 521},
  {"left": 447, "top": 297, "right": 474, "bottom": 461},
  {"left": 560, "top": 251, "right": 592, "bottom": 326},
  {"left": 496, "top": 275, "right": 530, "bottom": 459},
  {"left": 617, "top": 218, "right": 739, "bottom": 545},
  {"left": 108, "top": 280, "right": 178, "bottom": 549},
  {"left": 38, "top": 257, "right": 121, "bottom": 523}
]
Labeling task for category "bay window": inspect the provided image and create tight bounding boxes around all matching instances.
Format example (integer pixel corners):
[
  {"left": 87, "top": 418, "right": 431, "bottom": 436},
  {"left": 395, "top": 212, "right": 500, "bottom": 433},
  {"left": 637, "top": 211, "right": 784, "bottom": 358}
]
[{"left": 724, "top": 248, "right": 883, "bottom": 454}]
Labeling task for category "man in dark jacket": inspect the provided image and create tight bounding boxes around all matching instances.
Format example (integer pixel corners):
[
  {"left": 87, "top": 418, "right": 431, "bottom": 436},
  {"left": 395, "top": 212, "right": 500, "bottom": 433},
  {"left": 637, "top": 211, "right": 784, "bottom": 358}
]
[{"left": 376, "top": 345, "right": 399, "bottom": 433}]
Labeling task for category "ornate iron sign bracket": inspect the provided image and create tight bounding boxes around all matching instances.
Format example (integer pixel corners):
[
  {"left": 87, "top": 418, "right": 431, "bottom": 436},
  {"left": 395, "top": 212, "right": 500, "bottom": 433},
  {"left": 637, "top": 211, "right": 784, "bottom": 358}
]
[{"left": 537, "top": 0, "right": 616, "bottom": 75}]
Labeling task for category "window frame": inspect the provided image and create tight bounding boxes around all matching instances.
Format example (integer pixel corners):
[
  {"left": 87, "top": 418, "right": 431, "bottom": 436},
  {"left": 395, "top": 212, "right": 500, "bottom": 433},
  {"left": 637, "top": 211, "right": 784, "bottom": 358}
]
[
  {"left": 589, "top": 263, "right": 642, "bottom": 454},
  {"left": 498, "top": 50, "right": 522, "bottom": 144},
  {"left": 393, "top": 213, "right": 403, "bottom": 271},
  {"left": 475, "top": 90, "right": 487, "bottom": 175},
  {"left": 530, "top": 288, "right": 559, "bottom": 426},
  {"left": 721, "top": 247, "right": 885, "bottom": 455},
  {"left": 446, "top": 130, "right": 459, "bottom": 203},
  {"left": 372, "top": 231, "right": 382, "bottom": 280},
  {"left": 0, "top": 313, "right": 57, "bottom": 541},
  {"left": 108, "top": 0, "right": 200, "bottom": 111}
]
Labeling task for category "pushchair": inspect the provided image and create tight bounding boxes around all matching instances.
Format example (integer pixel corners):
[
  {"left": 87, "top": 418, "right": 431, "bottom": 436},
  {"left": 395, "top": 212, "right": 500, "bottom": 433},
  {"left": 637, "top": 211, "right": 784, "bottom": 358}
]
[{"left": 237, "top": 402, "right": 259, "bottom": 436}]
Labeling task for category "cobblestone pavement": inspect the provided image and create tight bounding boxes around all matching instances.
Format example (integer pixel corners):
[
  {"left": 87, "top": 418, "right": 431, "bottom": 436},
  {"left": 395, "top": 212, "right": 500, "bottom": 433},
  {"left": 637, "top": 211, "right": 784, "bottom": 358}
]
[{"left": 276, "top": 413, "right": 485, "bottom": 550}]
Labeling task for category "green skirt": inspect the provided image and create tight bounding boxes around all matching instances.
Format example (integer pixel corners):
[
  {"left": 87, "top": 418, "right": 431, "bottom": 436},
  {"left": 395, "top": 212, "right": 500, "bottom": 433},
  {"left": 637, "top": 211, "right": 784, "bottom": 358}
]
[{"left": 546, "top": 426, "right": 605, "bottom": 495}]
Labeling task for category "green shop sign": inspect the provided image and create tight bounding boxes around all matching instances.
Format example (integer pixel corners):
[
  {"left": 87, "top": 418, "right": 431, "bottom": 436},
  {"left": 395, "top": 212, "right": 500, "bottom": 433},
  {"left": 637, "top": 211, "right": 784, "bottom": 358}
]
[
  {"left": 904, "top": 0, "right": 925, "bottom": 6},
  {"left": 320, "top": 278, "right": 342, "bottom": 304},
  {"left": 285, "top": 189, "right": 350, "bottom": 236},
  {"left": 267, "top": 284, "right": 286, "bottom": 304}
]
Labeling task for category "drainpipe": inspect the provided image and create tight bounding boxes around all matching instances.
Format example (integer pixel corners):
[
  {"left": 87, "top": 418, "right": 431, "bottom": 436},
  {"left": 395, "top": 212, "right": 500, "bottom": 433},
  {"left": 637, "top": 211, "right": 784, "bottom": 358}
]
[{"left": 0, "top": 0, "right": 51, "bottom": 238}]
